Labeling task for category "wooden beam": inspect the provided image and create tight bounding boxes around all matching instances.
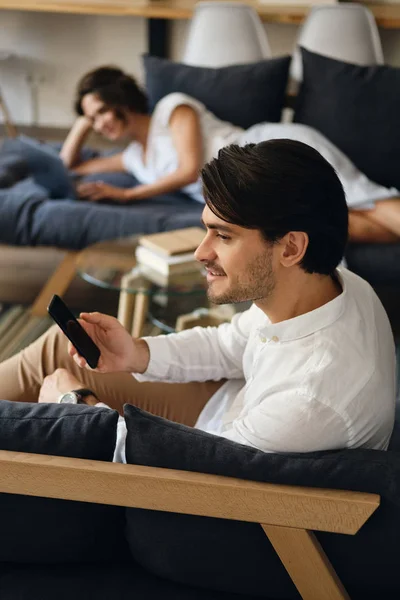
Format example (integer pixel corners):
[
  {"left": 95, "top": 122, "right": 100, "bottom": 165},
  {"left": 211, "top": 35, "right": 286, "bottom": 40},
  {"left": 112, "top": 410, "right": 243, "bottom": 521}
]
[
  {"left": 0, "top": 450, "right": 379, "bottom": 534},
  {"left": 263, "top": 524, "right": 350, "bottom": 600},
  {"left": 1, "top": 1, "right": 400, "bottom": 29}
]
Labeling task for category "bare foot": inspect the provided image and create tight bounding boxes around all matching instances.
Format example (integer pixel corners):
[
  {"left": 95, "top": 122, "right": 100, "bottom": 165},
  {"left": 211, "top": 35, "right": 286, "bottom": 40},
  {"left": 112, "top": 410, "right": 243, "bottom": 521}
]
[
  {"left": 348, "top": 211, "right": 399, "bottom": 243},
  {"left": 366, "top": 199, "right": 400, "bottom": 238}
]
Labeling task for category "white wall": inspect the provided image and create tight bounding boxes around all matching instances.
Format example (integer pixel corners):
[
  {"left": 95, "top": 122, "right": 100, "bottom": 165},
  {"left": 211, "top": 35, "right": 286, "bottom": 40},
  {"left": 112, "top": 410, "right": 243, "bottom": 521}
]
[{"left": 1, "top": 9, "right": 400, "bottom": 128}]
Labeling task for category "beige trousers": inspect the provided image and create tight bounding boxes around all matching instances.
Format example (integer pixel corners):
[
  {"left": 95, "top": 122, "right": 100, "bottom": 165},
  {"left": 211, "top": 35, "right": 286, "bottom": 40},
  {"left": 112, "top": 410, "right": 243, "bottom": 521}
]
[{"left": 0, "top": 325, "right": 225, "bottom": 426}]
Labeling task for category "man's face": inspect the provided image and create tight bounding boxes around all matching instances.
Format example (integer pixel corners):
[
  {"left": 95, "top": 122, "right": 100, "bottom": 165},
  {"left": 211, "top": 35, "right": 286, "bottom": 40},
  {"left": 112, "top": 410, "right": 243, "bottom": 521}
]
[{"left": 194, "top": 205, "right": 276, "bottom": 305}]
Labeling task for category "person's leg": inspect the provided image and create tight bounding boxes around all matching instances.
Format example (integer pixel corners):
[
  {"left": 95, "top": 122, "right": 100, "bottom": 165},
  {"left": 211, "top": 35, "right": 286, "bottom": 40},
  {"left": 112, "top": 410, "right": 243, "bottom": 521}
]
[
  {"left": 0, "top": 325, "right": 224, "bottom": 426},
  {"left": 348, "top": 210, "right": 400, "bottom": 243}
]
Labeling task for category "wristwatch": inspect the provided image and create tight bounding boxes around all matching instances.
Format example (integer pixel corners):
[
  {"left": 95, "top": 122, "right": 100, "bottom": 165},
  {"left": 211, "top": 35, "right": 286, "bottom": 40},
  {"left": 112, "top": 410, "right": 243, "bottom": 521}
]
[{"left": 57, "top": 388, "right": 97, "bottom": 405}]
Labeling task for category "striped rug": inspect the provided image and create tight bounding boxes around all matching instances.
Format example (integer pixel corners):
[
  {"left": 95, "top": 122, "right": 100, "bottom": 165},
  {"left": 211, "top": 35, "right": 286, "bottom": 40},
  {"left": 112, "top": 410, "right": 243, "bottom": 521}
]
[{"left": 0, "top": 304, "right": 53, "bottom": 362}]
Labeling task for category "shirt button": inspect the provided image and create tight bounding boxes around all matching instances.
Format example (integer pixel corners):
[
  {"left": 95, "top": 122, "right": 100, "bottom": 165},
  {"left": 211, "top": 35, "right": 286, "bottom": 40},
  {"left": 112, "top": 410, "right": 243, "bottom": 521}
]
[
  {"left": 271, "top": 336, "right": 279, "bottom": 343},
  {"left": 260, "top": 336, "right": 266, "bottom": 343}
]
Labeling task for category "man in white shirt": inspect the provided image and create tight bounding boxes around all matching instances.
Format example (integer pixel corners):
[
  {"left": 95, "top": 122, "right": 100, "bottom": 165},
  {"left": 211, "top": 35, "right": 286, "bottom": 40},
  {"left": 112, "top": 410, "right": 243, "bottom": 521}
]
[{"left": 0, "top": 140, "right": 396, "bottom": 460}]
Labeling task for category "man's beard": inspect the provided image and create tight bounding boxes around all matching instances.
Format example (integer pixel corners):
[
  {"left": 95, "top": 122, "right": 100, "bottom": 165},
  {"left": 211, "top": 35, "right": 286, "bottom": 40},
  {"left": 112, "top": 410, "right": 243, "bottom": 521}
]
[{"left": 207, "top": 246, "right": 275, "bottom": 305}]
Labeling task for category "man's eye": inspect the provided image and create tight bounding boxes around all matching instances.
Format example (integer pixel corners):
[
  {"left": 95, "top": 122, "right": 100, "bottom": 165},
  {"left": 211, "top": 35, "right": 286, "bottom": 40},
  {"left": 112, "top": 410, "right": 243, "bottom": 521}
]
[{"left": 216, "top": 234, "right": 230, "bottom": 241}]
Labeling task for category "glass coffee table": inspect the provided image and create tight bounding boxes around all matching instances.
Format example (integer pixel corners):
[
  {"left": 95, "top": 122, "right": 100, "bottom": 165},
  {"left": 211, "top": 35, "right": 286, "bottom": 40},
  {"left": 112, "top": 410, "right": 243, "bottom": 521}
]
[{"left": 76, "top": 238, "right": 208, "bottom": 337}]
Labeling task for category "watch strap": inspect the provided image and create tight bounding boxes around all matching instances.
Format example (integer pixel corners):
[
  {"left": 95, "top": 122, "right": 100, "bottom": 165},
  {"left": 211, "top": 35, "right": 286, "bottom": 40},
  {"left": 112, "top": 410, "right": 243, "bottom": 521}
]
[{"left": 72, "top": 388, "right": 98, "bottom": 403}]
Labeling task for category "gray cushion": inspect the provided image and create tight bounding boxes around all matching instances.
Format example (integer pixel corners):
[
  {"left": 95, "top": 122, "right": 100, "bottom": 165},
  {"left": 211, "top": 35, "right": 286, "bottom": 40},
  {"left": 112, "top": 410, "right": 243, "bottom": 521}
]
[
  {"left": 294, "top": 47, "right": 400, "bottom": 189},
  {"left": 0, "top": 400, "right": 127, "bottom": 563},
  {"left": 124, "top": 405, "right": 400, "bottom": 599},
  {"left": 143, "top": 54, "right": 291, "bottom": 129},
  {"left": 345, "top": 243, "right": 400, "bottom": 286},
  {"left": 0, "top": 563, "right": 251, "bottom": 600}
]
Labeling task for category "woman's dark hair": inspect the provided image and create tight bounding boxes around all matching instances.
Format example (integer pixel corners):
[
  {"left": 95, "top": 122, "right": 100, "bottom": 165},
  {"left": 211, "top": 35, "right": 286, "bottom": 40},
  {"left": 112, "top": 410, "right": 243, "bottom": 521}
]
[
  {"left": 201, "top": 139, "right": 348, "bottom": 276},
  {"left": 74, "top": 66, "right": 148, "bottom": 118}
]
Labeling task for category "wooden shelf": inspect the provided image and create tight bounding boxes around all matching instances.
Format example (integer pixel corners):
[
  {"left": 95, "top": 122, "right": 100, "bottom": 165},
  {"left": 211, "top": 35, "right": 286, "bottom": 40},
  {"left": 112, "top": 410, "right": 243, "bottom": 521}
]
[{"left": 0, "top": 0, "right": 400, "bottom": 29}]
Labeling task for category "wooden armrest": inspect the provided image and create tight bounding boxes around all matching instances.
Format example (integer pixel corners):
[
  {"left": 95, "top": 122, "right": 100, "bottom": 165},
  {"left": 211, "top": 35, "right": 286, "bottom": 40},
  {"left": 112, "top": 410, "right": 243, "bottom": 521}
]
[
  {"left": 0, "top": 450, "right": 378, "bottom": 534},
  {"left": 0, "top": 449, "right": 378, "bottom": 599}
]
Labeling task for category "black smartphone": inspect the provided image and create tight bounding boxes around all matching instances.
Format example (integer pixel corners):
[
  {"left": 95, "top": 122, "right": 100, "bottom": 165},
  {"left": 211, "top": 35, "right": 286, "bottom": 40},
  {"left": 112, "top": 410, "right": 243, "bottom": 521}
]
[{"left": 47, "top": 294, "right": 100, "bottom": 369}]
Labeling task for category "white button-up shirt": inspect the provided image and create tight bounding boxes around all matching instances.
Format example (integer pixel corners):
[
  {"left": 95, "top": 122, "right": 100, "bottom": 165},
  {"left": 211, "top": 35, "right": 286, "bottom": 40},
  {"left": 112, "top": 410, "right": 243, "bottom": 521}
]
[{"left": 134, "top": 268, "right": 396, "bottom": 454}]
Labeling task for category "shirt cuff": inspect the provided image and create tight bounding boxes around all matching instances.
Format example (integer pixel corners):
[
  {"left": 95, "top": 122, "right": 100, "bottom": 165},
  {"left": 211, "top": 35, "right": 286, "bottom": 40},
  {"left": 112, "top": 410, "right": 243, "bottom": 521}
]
[
  {"left": 133, "top": 335, "right": 172, "bottom": 382},
  {"left": 94, "top": 402, "right": 111, "bottom": 409}
]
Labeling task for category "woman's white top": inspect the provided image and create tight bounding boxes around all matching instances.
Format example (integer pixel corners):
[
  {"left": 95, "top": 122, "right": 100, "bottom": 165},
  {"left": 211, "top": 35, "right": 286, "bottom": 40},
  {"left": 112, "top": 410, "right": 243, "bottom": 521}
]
[
  {"left": 122, "top": 92, "right": 398, "bottom": 208},
  {"left": 122, "top": 92, "right": 242, "bottom": 203}
]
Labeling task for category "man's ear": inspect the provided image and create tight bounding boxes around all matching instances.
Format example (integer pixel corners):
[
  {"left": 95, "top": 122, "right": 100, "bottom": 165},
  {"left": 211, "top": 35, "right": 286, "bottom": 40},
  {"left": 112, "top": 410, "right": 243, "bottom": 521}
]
[{"left": 279, "top": 231, "right": 309, "bottom": 267}]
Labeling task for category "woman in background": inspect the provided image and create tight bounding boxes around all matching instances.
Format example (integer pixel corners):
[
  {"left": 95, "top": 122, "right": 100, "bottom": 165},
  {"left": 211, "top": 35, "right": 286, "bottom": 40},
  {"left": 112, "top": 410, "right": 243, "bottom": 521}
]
[{"left": 63, "top": 66, "right": 400, "bottom": 243}]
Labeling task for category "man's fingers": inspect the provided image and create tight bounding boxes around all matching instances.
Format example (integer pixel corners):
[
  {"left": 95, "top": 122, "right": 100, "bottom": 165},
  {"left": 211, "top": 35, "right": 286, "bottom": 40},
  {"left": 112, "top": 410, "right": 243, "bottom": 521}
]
[
  {"left": 67, "top": 340, "right": 77, "bottom": 356},
  {"left": 79, "top": 312, "right": 116, "bottom": 328},
  {"left": 72, "top": 353, "right": 88, "bottom": 369}
]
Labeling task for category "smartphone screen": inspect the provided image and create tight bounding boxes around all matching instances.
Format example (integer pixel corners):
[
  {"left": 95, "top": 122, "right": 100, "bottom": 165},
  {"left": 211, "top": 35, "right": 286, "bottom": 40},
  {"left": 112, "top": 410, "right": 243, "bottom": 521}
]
[{"left": 47, "top": 294, "right": 100, "bottom": 369}]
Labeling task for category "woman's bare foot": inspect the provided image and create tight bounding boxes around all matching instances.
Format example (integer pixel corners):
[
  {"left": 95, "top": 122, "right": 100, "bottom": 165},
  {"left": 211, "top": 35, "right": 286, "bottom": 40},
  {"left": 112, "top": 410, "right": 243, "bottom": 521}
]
[
  {"left": 348, "top": 211, "right": 399, "bottom": 243},
  {"left": 366, "top": 198, "right": 400, "bottom": 238}
]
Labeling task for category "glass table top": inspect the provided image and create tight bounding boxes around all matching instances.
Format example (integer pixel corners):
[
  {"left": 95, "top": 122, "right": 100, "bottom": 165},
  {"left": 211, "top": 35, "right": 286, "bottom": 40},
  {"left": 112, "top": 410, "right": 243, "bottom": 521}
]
[{"left": 76, "top": 238, "right": 207, "bottom": 298}]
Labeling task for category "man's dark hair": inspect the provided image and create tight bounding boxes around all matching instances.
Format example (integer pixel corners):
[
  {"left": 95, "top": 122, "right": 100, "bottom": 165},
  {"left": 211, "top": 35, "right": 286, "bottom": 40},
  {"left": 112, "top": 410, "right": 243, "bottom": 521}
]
[
  {"left": 74, "top": 66, "right": 148, "bottom": 119},
  {"left": 201, "top": 139, "right": 348, "bottom": 275}
]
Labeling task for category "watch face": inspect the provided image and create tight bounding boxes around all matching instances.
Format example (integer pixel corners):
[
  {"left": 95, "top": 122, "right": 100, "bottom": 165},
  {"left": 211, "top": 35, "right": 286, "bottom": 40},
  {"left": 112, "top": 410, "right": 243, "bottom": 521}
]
[{"left": 59, "top": 392, "right": 78, "bottom": 404}]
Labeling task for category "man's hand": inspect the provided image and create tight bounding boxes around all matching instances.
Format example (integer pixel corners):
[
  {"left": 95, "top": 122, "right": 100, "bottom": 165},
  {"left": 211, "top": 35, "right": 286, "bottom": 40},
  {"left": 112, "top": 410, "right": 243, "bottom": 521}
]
[
  {"left": 39, "top": 368, "right": 83, "bottom": 404},
  {"left": 77, "top": 182, "right": 131, "bottom": 202},
  {"left": 68, "top": 312, "right": 150, "bottom": 374}
]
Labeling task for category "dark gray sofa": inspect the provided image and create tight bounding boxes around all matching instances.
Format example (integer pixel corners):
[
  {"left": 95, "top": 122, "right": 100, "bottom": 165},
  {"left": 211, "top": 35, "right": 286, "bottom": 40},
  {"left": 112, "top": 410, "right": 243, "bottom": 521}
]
[{"left": 1, "top": 399, "right": 400, "bottom": 600}]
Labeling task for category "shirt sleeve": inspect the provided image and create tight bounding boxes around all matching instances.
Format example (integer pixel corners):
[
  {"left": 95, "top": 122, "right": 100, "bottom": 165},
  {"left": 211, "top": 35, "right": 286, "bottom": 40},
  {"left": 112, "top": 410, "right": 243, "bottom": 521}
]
[
  {"left": 220, "top": 392, "right": 349, "bottom": 453},
  {"left": 134, "top": 305, "right": 260, "bottom": 383},
  {"left": 153, "top": 93, "right": 205, "bottom": 129}
]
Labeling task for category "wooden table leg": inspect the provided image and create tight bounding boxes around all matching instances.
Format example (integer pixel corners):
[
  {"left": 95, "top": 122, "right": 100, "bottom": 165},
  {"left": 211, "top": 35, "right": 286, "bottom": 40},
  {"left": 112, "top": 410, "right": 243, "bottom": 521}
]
[
  {"left": 31, "top": 251, "right": 79, "bottom": 317},
  {"left": 261, "top": 524, "right": 350, "bottom": 600},
  {"left": 117, "top": 272, "right": 137, "bottom": 330},
  {"left": 131, "top": 291, "right": 149, "bottom": 338}
]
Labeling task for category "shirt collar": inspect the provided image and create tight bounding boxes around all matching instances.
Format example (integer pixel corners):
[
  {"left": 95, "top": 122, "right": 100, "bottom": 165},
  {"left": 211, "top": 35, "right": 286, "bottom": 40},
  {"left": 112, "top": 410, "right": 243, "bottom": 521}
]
[{"left": 258, "top": 269, "right": 347, "bottom": 343}]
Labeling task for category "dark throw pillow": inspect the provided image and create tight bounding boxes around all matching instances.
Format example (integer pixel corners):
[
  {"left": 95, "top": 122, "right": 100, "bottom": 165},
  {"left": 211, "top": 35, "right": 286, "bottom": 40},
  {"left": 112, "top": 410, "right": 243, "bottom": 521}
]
[
  {"left": 124, "top": 405, "right": 400, "bottom": 599},
  {"left": 294, "top": 47, "right": 400, "bottom": 190},
  {"left": 143, "top": 54, "right": 291, "bottom": 129},
  {"left": 0, "top": 400, "right": 129, "bottom": 563}
]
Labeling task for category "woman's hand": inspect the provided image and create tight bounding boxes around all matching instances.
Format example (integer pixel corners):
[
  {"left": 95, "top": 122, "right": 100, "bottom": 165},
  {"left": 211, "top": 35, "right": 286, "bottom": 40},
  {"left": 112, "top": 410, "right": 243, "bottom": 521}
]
[
  {"left": 60, "top": 116, "right": 93, "bottom": 168},
  {"left": 77, "top": 181, "right": 131, "bottom": 202},
  {"left": 68, "top": 312, "right": 150, "bottom": 374}
]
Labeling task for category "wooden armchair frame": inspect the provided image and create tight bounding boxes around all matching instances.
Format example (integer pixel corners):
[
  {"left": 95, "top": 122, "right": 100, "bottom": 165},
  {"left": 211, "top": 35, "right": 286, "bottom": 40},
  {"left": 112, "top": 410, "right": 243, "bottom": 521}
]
[{"left": 0, "top": 449, "right": 379, "bottom": 600}]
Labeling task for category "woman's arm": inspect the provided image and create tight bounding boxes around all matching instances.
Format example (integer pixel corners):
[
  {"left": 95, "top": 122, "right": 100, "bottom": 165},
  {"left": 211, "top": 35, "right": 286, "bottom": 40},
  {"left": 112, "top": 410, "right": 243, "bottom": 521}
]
[
  {"left": 126, "top": 104, "right": 203, "bottom": 200},
  {"left": 78, "top": 105, "right": 202, "bottom": 203},
  {"left": 60, "top": 116, "right": 126, "bottom": 175},
  {"left": 73, "top": 152, "right": 126, "bottom": 176},
  {"left": 59, "top": 116, "right": 93, "bottom": 168}
]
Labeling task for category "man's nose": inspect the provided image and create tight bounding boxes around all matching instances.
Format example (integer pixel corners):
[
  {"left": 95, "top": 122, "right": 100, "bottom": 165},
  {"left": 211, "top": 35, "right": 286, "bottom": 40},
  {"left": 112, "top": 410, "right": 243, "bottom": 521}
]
[{"left": 194, "top": 238, "right": 216, "bottom": 263}]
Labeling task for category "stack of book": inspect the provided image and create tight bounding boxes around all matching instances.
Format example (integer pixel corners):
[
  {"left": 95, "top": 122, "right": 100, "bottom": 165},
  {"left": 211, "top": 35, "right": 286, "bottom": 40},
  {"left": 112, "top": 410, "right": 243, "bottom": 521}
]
[{"left": 135, "top": 227, "right": 205, "bottom": 278}]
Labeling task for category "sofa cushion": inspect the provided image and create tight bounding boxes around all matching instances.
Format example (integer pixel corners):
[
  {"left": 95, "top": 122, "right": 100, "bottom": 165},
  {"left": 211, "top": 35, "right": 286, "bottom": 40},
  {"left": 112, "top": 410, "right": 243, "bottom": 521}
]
[
  {"left": 0, "top": 400, "right": 128, "bottom": 563},
  {"left": 294, "top": 47, "right": 400, "bottom": 190},
  {"left": 345, "top": 243, "right": 400, "bottom": 286},
  {"left": 0, "top": 562, "right": 250, "bottom": 600},
  {"left": 143, "top": 54, "right": 291, "bottom": 129},
  {"left": 124, "top": 405, "right": 400, "bottom": 599}
]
